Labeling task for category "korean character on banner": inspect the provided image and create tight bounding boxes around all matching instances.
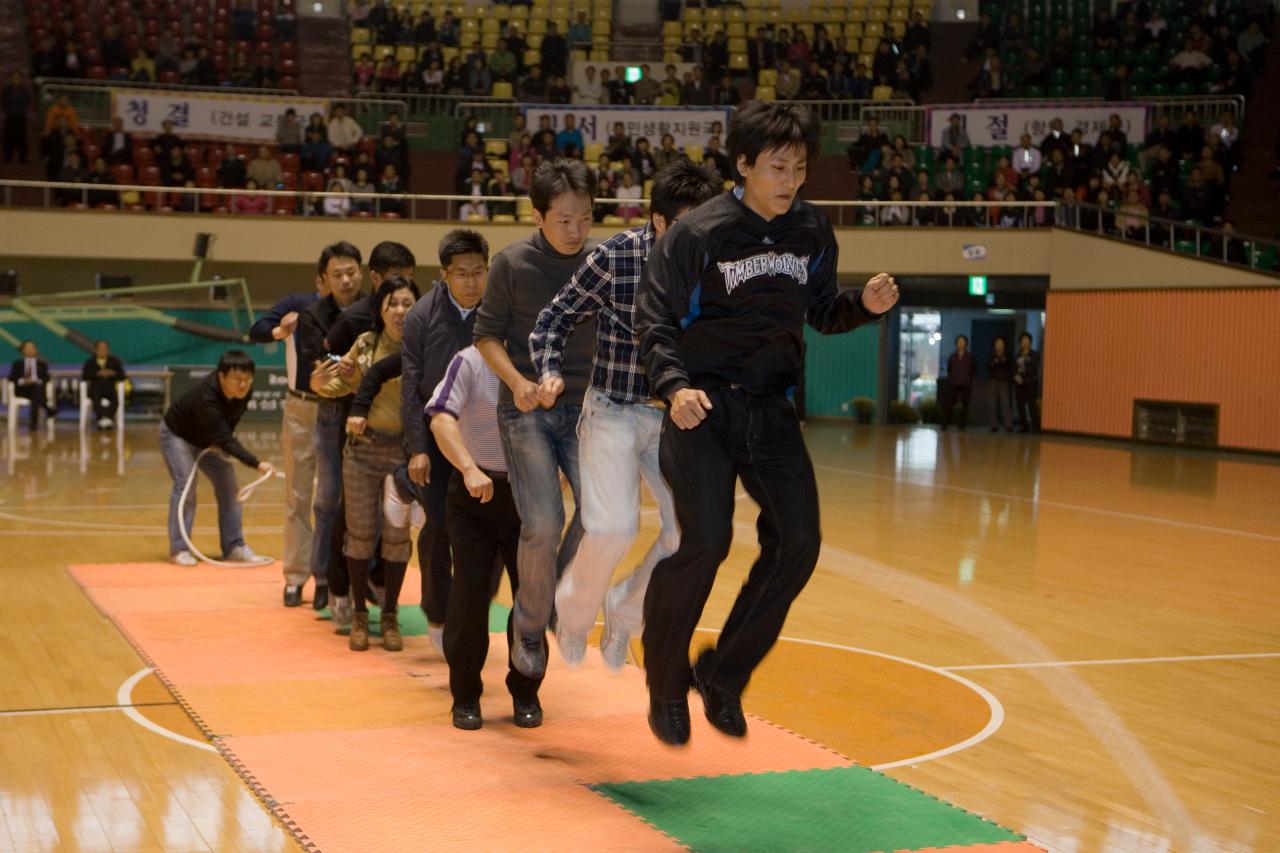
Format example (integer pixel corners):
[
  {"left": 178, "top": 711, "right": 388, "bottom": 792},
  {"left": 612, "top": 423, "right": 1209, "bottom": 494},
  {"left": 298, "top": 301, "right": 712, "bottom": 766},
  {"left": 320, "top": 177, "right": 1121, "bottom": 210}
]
[
  {"left": 627, "top": 120, "right": 639, "bottom": 136},
  {"left": 1072, "top": 118, "right": 1090, "bottom": 133},
  {"left": 985, "top": 113, "right": 1009, "bottom": 142},
  {"left": 126, "top": 99, "right": 149, "bottom": 127},
  {"left": 259, "top": 113, "right": 275, "bottom": 127},
  {"left": 1029, "top": 118, "right": 1047, "bottom": 138},
  {"left": 643, "top": 121, "right": 656, "bottom": 137},
  {"left": 579, "top": 114, "right": 597, "bottom": 139},
  {"left": 236, "top": 112, "right": 251, "bottom": 128},
  {"left": 673, "top": 121, "right": 686, "bottom": 136},
  {"left": 657, "top": 121, "right": 670, "bottom": 135},
  {"left": 166, "top": 102, "right": 190, "bottom": 127},
  {"left": 688, "top": 120, "right": 701, "bottom": 137}
]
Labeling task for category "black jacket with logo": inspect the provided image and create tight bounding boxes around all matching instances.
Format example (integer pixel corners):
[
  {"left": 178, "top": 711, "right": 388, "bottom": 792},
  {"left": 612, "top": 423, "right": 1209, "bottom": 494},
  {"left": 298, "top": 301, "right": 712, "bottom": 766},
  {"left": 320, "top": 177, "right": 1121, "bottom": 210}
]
[{"left": 636, "top": 190, "right": 880, "bottom": 400}]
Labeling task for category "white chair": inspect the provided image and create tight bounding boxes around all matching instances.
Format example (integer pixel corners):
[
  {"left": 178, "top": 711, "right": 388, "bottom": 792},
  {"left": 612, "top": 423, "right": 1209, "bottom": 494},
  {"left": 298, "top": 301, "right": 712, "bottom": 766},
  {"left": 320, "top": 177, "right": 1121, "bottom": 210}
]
[
  {"left": 4, "top": 378, "right": 56, "bottom": 436},
  {"left": 79, "top": 380, "right": 126, "bottom": 432}
]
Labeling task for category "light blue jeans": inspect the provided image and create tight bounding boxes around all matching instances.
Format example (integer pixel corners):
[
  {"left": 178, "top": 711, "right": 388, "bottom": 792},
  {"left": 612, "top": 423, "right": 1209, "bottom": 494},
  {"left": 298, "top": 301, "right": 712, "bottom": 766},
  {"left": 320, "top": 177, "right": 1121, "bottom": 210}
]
[
  {"left": 497, "top": 402, "right": 584, "bottom": 640},
  {"left": 554, "top": 390, "right": 678, "bottom": 638},
  {"left": 159, "top": 421, "right": 245, "bottom": 557}
]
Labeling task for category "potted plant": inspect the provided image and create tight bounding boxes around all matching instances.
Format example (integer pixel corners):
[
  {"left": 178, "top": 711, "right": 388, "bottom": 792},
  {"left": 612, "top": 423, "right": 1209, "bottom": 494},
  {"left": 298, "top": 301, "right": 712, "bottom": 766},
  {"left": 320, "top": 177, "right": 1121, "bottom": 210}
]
[{"left": 852, "top": 396, "right": 875, "bottom": 424}]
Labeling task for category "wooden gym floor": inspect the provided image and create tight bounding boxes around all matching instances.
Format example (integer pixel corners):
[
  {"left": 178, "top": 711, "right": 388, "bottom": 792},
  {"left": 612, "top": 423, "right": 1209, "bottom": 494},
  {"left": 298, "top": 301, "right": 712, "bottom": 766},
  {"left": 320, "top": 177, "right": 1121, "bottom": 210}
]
[{"left": 1, "top": 420, "right": 1277, "bottom": 852}]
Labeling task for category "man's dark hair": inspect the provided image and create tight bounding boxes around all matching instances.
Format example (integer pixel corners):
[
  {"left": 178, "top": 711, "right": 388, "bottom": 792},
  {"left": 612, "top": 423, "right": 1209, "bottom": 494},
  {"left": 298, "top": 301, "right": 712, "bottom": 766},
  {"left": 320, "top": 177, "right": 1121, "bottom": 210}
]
[
  {"left": 725, "top": 101, "right": 820, "bottom": 182},
  {"left": 217, "top": 349, "right": 256, "bottom": 375},
  {"left": 317, "top": 240, "right": 362, "bottom": 274},
  {"left": 20, "top": 339, "right": 34, "bottom": 349},
  {"left": 956, "top": 334, "right": 968, "bottom": 344},
  {"left": 650, "top": 160, "right": 722, "bottom": 222},
  {"left": 95, "top": 339, "right": 108, "bottom": 347},
  {"left": 529, "top": 158, "right": 596, "bottom": 215},
  {"left": 438, "top": 229, "right": 490, "bottom": 266},
  {"left": 368, "top": 240, "right": 416, "bottom": 274},
  {"left": 994, "top": 335, "right": 1008, "bottom": 347},
  {"left": 1019, "top": 332, "right": 1033, "bottom": 343},
  {"left": 371, "top": 275, "right": 421, "bottom": 333}
]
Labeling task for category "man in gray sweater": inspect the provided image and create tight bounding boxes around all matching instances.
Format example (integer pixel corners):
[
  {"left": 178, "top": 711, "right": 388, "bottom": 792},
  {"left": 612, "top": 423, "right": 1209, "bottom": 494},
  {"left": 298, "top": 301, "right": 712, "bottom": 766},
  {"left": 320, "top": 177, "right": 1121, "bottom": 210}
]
[{"left": 474, "top": 159, "right": 598, "bottom": 726}]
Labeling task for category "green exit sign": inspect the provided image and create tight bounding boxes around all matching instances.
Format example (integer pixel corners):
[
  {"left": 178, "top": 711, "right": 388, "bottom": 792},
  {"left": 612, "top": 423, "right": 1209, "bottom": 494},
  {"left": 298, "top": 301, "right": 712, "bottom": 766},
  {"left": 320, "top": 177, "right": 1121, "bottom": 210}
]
[{"left": 968, "top": 275, "right": 987, "bottom": 296}]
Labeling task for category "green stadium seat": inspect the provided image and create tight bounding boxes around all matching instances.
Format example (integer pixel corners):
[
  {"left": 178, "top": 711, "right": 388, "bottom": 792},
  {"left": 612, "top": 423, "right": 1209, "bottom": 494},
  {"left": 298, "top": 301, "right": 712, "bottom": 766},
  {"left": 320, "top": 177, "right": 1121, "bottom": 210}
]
[{"left": 1051, "top": 67, "right": 1069, "bottom": 85}]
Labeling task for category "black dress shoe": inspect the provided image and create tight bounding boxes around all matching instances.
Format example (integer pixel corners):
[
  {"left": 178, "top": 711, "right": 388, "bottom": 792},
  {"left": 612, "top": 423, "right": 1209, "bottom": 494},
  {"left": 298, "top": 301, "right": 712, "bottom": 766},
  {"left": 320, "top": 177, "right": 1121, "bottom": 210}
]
[
  {"left": 283, "top": 584, "right": 303, "bottom": 607},
  {"left": 312, "top": 585, "right": 330, "bottom": 611},
  {"left": 648, "top": 695, "right": 691, "bottom": 746},
  {"left": 513, "top": 696, "right": 543, "bottom": 728},
  {"left": 452, "top": 702, "right": 482, "bottom": 731},
  {"left": 691, "top": 650, "right": 747, "bottom": 738}
]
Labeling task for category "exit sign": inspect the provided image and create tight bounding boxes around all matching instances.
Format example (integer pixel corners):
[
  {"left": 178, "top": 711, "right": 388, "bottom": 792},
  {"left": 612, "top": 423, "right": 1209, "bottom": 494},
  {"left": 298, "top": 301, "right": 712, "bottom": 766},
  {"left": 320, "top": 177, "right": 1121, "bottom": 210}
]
[{"left": 968, "top": 275, "right": 987, "bottom": 296}]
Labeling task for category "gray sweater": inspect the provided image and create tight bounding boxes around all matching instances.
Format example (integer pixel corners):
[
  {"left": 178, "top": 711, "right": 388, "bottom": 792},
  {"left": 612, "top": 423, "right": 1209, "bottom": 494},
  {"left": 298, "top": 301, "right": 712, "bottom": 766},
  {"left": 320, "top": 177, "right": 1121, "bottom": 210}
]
[{"left": 474, "top": 230, "right": 598, "bottom": 406}]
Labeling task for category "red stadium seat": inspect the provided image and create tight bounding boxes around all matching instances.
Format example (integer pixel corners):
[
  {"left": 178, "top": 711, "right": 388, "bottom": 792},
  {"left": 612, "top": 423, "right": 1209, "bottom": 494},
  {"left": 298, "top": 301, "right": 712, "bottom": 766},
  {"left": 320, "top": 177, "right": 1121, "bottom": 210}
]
[
  {"left": 280, "top": 153, "right": 299, "bottom": 172},
  {"left": 140, "top": 165, "right": 160, "bottom": 185},
  {"left": 82, "top": 143, "right": 100, "bottom": 163},
  {"left": 86, "top": 65, "right": 107, "bottom": 79},
  {"left": 302, "top": 170, "right": 324, "bottom": 191},
  {"left": 280, "top": 170, "right": 297, "bottom": 190},
  {"left": 159, "top": 69, "right": 178, "bottom": 84},
  {"left": 278, "top": 75, "right": 297, "bottom": 90},
  {"left": 132, "top": 147, "right": 154, "bottom": 168},
  {"left": 96, "top": 204, "right": 118, "bottom": 211},
  {"left": 184, "top": 144, "right": 202, "bottom": 166},
  {"left": 278, "top": 41, "right": 296, "bottom": 59},
  {"left": 195, "top": 167, "right": 215, "bottom": 187},
  {"left": 380, "top": 211, "right": 401, "bottom": 219},
  {"left": 111, "top": 164, "right": 134, "bottom": 184},
  {"left": 353, "top": 210, "right": 372, "bottom": 218}
]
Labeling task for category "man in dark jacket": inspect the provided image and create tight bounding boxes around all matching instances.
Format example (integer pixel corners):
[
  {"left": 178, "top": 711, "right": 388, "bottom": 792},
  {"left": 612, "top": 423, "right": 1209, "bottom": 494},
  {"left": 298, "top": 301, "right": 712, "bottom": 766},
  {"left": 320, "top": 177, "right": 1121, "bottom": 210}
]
[
  {"left": 634, "top": 102, "right": 900, "bottom": 746},
  {"left": 9, "top": 339, "right": 53, "bottom": 429},
  {"left": 1014, "top": 332, "right": 1041, "bottom": 432},
  {"left": 81, "top": 339, "right": 127, "bottom": 428},
  {"left": 401, "top": 229, "right": 491, "bottom": 653}
]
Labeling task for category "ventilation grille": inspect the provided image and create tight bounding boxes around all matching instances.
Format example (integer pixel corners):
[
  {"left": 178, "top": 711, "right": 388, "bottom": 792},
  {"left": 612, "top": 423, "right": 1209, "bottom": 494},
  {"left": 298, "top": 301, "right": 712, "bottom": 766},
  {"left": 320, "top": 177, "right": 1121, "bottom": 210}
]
[{"left": 1133, "top": 400, "right": 1219, "bottom": 448}]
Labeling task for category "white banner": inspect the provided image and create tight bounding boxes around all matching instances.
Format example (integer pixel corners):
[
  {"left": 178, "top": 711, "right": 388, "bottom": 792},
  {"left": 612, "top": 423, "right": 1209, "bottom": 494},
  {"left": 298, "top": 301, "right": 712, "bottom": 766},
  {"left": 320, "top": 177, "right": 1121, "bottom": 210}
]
[
  {"left": 110, "top": 89, "right": 331, "bottom": 143},
  {"left": 521, "top": 105, "right": 733, "bottom": 150},
  {"left": 927, "top": 103, "right": 1149, "bottom": 148}
]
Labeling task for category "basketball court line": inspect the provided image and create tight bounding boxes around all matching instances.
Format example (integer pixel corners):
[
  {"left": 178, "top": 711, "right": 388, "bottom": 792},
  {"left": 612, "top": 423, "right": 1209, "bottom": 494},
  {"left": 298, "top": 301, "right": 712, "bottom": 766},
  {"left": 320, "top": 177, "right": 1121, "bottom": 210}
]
[
  {"left": 813, "top": 463, "right": 1280, "bottom": 543},
  {"left": 0, "top": 701, "right": 178, "bottom": 718},
  {"left": 943, "top": 651, "right": 1280, "bottom": 671},
  {"left": 116, "top": 667, "right": 218, "bottom": 752}
]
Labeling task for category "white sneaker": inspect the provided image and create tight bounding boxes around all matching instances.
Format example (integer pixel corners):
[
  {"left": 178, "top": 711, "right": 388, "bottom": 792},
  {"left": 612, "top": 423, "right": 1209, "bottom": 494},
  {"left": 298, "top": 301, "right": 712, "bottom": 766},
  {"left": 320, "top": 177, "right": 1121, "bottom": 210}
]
[
  {"left": 428, "top": 623, "right": 444, "bottom": 656},
  {"left": 97, "top": 417, "right": 113, "bottom": 430},
  {"left": 170, "top": 551, "right": 198, "bottom": 567},
  {"left": 599, "top": 620, "right": 630, "bottom": 676},
  {"left": 331, "top": 594, "right": 353, "bottom": 630},
  {"left": 555, "top": 625, "right": 587, "bottom": 669},
  {"left": 225, "top": 545, "right": 273, "bottom": 565}
]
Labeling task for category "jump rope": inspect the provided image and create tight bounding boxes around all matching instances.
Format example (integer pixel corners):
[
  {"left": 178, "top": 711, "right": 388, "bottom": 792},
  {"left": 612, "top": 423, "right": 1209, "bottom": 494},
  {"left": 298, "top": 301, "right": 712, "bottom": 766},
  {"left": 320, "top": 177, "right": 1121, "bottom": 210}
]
[{"left": 177, "top": 447, "right": 283, "bottom": 566}]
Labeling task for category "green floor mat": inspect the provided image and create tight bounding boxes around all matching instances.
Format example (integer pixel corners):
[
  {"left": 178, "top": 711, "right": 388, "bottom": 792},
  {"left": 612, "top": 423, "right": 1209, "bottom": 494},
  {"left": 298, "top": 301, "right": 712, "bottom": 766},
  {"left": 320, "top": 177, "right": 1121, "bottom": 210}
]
[
  {"left": 593, "top": 766, "right": 1023, "bottom": 853},
  {"left": 323, "top": 602, "right": 511, "bottom": 635}
]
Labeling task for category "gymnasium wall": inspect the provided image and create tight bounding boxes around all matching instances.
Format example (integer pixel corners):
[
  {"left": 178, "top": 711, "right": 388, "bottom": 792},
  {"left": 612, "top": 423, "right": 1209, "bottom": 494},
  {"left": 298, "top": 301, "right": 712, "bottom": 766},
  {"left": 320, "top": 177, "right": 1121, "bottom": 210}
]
[
  {"left": 804, "top": 324, "right": 880, "bottom": 417},
  {"left": 1042, "top": 288, "right": 1280, "bottom": 453}
]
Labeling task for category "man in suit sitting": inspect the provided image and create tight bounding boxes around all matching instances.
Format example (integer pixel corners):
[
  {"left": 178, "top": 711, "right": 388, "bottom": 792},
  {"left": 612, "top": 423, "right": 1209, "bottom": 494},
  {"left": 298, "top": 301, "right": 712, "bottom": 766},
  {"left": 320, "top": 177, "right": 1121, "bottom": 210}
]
[
  {"left": 9, "top": 340, "right": 54, "bottom": 429},
  {"left": 81, "top": 339, "right": 127, "bottom": 429}
]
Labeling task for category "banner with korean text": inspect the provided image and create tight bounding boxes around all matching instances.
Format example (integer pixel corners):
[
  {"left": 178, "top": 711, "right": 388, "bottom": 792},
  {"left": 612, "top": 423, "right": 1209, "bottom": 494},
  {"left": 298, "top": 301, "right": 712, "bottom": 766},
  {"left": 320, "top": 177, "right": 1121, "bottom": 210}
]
[
  {"left": 926, "top": 103, "right": 1149, "bottom": 148},
  {"left": 110, "top": 89, "right": 331, "bottom": 143},
  {"left": 520, "top": 105, "right": 733, "bottom": 151}
]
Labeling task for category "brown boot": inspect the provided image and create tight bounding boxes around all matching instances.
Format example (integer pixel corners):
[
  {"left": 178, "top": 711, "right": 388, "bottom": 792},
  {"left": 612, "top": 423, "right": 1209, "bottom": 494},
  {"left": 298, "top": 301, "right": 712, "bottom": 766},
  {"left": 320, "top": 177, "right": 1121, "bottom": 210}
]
[
  {"left": 381, "top": 611, "right": 403, "bottom": 652},
  {"left": 349, "top": 611, "right": 369, "bottom": 651}
]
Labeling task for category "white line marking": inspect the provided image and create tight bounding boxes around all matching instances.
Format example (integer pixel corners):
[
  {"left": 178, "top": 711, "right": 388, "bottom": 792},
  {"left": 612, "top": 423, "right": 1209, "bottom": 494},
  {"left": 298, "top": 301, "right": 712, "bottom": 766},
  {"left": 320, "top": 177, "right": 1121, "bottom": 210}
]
[
  {"left": 944, "top": 652, "right": 1280, "bottom": 671},
  {"left": 0, "top": 704, "right": 169, "bottom": 718},
  {"left": 690, "top": 626, "right": 1005, "bottom": 772},
  {"left": 0, "top": 502, "right": 286, "bottom": 511},
  {"left": 814, "top": 463, "right": 1280, "bottom": 543},
  {"left": 116, "top": 668, "right": 218, "bottom": 753}
]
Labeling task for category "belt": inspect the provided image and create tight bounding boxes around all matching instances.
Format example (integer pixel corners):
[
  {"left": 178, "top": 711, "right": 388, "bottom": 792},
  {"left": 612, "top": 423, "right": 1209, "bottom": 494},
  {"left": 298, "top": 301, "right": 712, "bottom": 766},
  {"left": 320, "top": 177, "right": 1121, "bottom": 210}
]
[
  {"left": 480, "top": 467, "right": 508, "bottom": 480},
  {"left": 287, "top": 388, "right": 320, "bottom": 402},
  {"left": 348, "top": 427, "right": 402, "bottom": 445}
]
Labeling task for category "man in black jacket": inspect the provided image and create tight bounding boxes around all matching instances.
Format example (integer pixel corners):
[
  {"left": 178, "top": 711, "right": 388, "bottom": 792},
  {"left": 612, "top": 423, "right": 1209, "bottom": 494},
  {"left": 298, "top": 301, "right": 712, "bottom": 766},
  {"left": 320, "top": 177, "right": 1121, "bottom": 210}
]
[
  {"left": 9, "top": 340, "right": 53, "bottom": 429},
  {"left": 1014, "top": 332, "right": 1041, "bottom": 433},
  {"left": 159, "top": 350, "right": 275, "bottom": 566},
  {"left": 635, "top": 102, "right": 900, "bottom": 746},
  {"left": 81, "top": 340, "right": 127, "bottom": 428},
  {"left": 402, "top": 229, "right": 490, "bottom": 653}
]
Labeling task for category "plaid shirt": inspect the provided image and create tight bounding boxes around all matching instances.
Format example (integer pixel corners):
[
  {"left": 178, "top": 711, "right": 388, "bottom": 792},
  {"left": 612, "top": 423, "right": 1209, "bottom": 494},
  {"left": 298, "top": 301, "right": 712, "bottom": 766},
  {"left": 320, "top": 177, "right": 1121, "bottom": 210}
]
[{"left": 529, "top": 223, "right": 654, "bottom": 404}]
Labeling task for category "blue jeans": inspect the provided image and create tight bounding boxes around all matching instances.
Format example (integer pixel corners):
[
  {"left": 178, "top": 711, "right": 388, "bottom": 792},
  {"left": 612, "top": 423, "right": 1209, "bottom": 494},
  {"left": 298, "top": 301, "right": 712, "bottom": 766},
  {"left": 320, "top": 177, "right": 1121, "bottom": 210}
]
[
  {"left": 159, "top": 421, "right": 245, "bottom": 557},
  {"left": 497, "top": 402, "right": 584, "bottom": 640},
  {"left": 311, "top": 399, "right": 347, "bottom": 586}
]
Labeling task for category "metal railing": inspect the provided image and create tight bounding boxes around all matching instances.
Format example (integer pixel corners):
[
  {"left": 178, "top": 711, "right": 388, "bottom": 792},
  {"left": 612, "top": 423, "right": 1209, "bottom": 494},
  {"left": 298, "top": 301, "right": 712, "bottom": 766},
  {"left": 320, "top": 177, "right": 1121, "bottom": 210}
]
[
  {"left": 1055, "top": 198, "right": 1279, "bottom": 270},
  {"left": 3, "top": 178, "right": 1275, "bottom": 275}
]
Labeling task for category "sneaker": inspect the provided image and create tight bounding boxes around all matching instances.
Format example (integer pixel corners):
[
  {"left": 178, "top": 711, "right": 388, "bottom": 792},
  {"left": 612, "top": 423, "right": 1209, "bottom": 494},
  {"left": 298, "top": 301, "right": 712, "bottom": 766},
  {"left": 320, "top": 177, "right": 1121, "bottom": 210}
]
[
  {"left": 511, "top": 633, "right": 547, "bottom": 679},
  {"left": 225, "top": 545, "right": 272, "bottom": 565},
  {"left": 599, "top": 620, "right": 630, "bottom": 676},
  {"left": 170, "top": 551, "right": 198, "bottom": 567},
  {"left": 97, "top": 417, "right": 113, "bottom": 430},
  {"left": 330, "top": 593, "right": 353, "bottom": 631},
  {"left": 555, "top": 625, "right": 587, "bottom": 669},
  {"left": 428, "top": 623, "right": 445, "bottom": 657}
]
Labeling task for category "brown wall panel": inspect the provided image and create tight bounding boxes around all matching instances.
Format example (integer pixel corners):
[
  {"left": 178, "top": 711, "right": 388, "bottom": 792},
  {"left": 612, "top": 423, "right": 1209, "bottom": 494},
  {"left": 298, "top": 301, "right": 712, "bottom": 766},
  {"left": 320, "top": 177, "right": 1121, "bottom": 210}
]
[{"left": 1043, "top": 289, "right": 1280, "bottom": 452}]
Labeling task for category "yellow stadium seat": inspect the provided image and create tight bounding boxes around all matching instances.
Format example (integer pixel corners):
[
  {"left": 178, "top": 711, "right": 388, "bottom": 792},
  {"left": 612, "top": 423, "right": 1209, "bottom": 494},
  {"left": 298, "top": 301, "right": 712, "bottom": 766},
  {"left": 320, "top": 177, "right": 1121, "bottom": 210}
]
[
  {"left": 570, "top": 48, "right": 588, "bottom": 61},
  {"left": 642, "top": 180, "right": 653, "bottom": 198},
  {"left": 551, "top": 3, "right": 570, "bottom": 17},
  {"left": 523, "top": 49, "right": 540, "bottom": 66},
  {"left": 729, "top": 53, "right": 748, "bottom": 69},
  {"left": 441, "top": 46, "right": 459, "bottom": 64},
  {"left": 508, "top": 4, "right": 529, "bottom": 18},
  {"left": 743, "top": 0, "right": 762, "bottom": 7},
  {"left": 592, "top": 4, "right": 609, "bottom": 18},
  {"left": 526, "top": 33, "right": 544, "bottom": 49},
  {"left": 765, "top": 8, "right": 781, "bottom": 22},
  {"left": 705, "top": 7, "right": 723, "bottom": 22},
  {"left": 610, "top": 160, "right": 626, "bottom": 172},
  {"left": 684, "top": 144, "right": 704, "bottom": 163},
  {"left": 488, "top": 158, "right": 509, "bottom": 175},
  {"left": 528, "top": 18, "right": 547, "bottom": 34},
  {"left": 872, "top": 84, "right": 894, "bottom": 100},
  {"left": 351, "top": 27, "right": 370, "bottom": 43},
  {"left": 590, "top": 49, "right": 609, "bottom": 61},
  {"left": 755, "top": 84, "right": 776, "bottom": 100},
  {"left": 481, "top": 17, "right": 500, "bottom": 32},
  {"left": 746, "top": 9, "right": 765, "bottom": 23},
  {"left": 758, "top": 68, "right": 777, "bottom": 86},
  {"left": 517, "top": 197, "right": 533, "bottom": 217},
  {"left": 583, "top": 143, "right": 604, "bottom": 162},
  {"left": 726, "top": 6, "right": 744, "bottom": 21},
  {"left": 663, "top": 50, "right": 681, "bottom": 63},
  {"left": 396, "top": 45, "right": 416, "bottom": 62},
  {"left": 351, "top": 44, "right": 367, "bottom": 60},
  {"left": 373, "top": 44, "right": 394, "bottom": 60},
  {"left": 662, "top": 20, "right": 681, "bottom": 36},
  {"left": 466, "top": 213, "right": 487, "bottom": 222},
  {"left": 848, "top": 7, "right": 868, "bottom": 21},
  {"left": 869, "top": 7, "right": 889, "bottom": 21},
  {"left": 844, "top": 21, "right": 863, "bottom": 37},
  {"left": 727, "top": 21, "right": 746, "bottom": 36},
  {"left": 891, "top": 7, "right": 909, "bottom": 20},
  {"left": 492, "top": 81, "right": 514, "bottom": 98},
  {"left": 602, "top": 215, "right": 626, "bottom": 226},
  {"left": 722, "top": 179, "right": 735, "bottom": 190},
  {"left": 492, "top": 214, "right": 516, "bottom": 222},
  {"left": 729, "top": 37, "right": 748, "bottom": 52},
  {"left": 482, "top": 32, "right": 498, "bottom": 48},
  {"left": 864, "top": 21, "right": 884, "bottom": 37},
  {"left": 684, "top": 6, "right": 703, "bottom": 21},
  {"left": 485, "top": 139, "right": 509, "bottom": 156}
]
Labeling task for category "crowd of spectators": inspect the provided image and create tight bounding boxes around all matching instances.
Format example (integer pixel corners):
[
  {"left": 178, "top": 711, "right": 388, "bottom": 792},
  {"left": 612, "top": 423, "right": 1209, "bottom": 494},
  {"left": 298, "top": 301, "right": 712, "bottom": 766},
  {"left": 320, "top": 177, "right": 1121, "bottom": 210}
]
[{"left": 27, "top": 0, "right": 298, "bottom": 89}]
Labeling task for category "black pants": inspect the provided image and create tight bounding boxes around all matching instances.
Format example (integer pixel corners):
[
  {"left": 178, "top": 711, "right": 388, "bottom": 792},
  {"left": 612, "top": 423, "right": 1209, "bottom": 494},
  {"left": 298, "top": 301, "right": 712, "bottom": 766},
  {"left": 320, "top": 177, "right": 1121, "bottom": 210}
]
[
  {"left": 87, "top": 378, "right": 120, "bottom": 420},
  {"left": 3, "top": 114, "right": 27, "bottom": 163},
  {"left": 941, "top": 384, "right": 972, "bottom": 429},
  {"left": 418, "top": 437, "right": 453, "bottom": 624},
  {"left": 13, "top": 382, "right": 50, "bottom": 426},
  {"left": 443, "top": 470, "right": 542, "bottom": 705},
  {"left": 642, "top": 388, "right": 821, "bottom": 701},
  {"left": 1015, "top": 383, "right": 1040, "bottom": 431}
]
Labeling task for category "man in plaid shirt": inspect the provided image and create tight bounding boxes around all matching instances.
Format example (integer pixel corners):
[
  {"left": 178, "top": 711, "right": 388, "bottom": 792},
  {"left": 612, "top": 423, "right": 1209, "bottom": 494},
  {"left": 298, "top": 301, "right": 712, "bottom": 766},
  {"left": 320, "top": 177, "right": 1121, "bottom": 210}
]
[{"left": 529, "top": 161, "right": 722, "bottom": 673}]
